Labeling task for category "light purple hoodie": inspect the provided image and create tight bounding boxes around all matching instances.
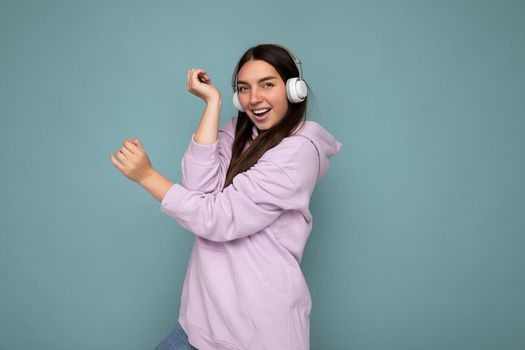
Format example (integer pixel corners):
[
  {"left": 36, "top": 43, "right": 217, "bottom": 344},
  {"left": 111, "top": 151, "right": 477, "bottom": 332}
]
[{"left": 160, "top": 116, "right": 342, "bottom": 350}]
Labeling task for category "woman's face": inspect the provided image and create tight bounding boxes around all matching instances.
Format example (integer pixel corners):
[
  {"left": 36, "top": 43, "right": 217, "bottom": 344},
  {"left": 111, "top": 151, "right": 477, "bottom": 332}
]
[{"left": 237, "top": 59, "right": 289, "bottom": 131}]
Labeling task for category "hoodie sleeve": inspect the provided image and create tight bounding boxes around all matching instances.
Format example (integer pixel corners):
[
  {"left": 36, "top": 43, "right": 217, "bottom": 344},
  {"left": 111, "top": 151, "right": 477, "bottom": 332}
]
[
  {"left": 160, "top": 139, "right": 319, "bottom": 242},
  {"left": 180, "top": 117, "right": 236, "bottom": 193}
]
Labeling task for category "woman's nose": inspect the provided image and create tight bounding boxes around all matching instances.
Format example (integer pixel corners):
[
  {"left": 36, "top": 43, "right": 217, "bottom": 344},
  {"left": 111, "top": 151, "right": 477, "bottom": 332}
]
[{"left": 249, "top": 88, "right": 262, "bottom": 104}]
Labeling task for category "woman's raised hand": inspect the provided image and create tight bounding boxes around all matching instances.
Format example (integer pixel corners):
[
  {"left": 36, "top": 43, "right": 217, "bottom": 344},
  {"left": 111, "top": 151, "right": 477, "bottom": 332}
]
[
  {"left": 109, "top": 138, "right": 154, "bottom": 184},
  {"left": 186, "top": 68, "right": 221, "bottom": 103}
]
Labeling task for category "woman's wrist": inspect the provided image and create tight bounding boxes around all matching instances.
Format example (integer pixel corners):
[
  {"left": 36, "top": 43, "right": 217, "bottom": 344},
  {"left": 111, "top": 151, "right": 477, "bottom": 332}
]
[
  {"left": 205, "top": 96, "right": 222, "bottom": 106},
  {"left": 138, "top": 169, "right": 175, "bottom": 202}
]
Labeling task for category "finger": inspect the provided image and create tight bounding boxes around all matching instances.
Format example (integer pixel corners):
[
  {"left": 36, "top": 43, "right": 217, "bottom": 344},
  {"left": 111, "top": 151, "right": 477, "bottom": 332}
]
[
  {"left": 121, "top": 141, "right": 136, "bottom": 156},
  {"left": 109, "top": 153, "right": 125, "bottom": 171},
  {"left": 127, "top": 138, "right": 142, "bottom": 150},
  {"left": 115, "top": 149, "right": 128, "bottom": 164},
  {"left": 192, "top": 68, "right": 206, "bottom": 80},
  {"left": 189, "top": 68, "right": 205, "bottom": 90},
  {"left": 120, "top": 146, "right": 135, "bottom": 159},
  {"left": 132, "top": 138, "right": 143, "bottom": 149},
  {"left": 123, "top": 139, "right": 140, "bottom": 153},
  {"left": 198, "top": 72, "right": 210, "bottom": 83},
  {"left": 188, "top": 68, "right": 196, "bottom": 90}
]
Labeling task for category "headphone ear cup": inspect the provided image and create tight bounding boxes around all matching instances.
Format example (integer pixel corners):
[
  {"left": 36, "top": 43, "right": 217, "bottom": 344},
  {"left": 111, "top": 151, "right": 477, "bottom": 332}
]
[
  {"left": 232, "top": 91, "right": 245, "bottom": 112},
  {"left": 286, "top": 77, "right": 308, "bottom": 103}
]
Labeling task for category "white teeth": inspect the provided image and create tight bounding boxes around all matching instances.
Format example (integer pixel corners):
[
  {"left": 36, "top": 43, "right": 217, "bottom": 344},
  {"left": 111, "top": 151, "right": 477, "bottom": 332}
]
[{"left": 253, "top": 108, "right": 270, "bottom": 115}]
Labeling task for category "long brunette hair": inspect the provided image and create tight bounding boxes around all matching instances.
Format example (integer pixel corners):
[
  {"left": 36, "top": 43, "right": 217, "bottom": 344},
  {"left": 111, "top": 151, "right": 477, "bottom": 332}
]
[{"left": 222, "top": 44, "right": 309, "bottom": 189}]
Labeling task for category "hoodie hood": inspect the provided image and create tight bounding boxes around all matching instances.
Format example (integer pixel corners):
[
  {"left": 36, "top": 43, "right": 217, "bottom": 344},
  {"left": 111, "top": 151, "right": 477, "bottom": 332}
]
[{"left": 251, "top": 120, "right": 342, "bottom": 181}]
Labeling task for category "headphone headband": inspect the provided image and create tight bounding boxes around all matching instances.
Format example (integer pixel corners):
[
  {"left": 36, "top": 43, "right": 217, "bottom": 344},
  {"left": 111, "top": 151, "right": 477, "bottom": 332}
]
[{"left": 231, "top": 44, "right": 303, "bottom": 92}]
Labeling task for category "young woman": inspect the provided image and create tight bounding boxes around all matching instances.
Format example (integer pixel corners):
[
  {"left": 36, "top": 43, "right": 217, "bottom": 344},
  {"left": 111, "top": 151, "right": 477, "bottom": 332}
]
[{"left": 110, "top": 43, "right": 342, "bottom": 350}]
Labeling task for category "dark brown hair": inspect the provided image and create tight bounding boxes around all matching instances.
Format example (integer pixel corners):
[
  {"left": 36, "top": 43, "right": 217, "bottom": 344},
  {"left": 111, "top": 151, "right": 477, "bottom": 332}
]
[{"left": 222, "top": 44, "right": 310, "bottom": 189}]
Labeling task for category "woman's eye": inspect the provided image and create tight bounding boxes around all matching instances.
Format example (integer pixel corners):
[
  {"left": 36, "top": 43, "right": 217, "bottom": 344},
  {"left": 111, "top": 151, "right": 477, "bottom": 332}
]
[{"left": 238, "top": 83, "right": 273, "bottom": 92}]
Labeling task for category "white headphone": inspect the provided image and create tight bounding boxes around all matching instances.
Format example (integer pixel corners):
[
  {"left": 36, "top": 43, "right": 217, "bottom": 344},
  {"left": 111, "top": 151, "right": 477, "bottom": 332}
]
[{"left": 231, "top": 44, "right": 308, "bottom": 112}]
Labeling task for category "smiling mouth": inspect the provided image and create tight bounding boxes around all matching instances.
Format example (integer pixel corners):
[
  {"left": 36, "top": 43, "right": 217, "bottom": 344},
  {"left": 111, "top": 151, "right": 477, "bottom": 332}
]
[{"left": 252, "top": 108, "right": 271, "bottom": 119}]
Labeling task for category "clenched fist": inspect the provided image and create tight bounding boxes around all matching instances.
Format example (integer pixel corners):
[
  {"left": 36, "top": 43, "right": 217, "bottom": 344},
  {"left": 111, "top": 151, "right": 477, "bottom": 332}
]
[
  {"left": 186, "top": 68, "right": 221, "bottom": 103},
  {"left": 109, "top": 138, "right": 154, "bottom": 183}
]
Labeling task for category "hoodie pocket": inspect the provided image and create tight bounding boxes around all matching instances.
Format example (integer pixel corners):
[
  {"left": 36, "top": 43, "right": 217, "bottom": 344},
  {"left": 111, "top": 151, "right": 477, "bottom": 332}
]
[{"left": 187, "top": 243, "right": 256, "bottom": 349}]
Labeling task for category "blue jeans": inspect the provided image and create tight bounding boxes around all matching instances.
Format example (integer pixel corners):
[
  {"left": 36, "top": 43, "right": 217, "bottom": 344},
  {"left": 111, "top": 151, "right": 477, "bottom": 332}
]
[{"left": 154, "top": 321, "right": 198, "bottom": 350}]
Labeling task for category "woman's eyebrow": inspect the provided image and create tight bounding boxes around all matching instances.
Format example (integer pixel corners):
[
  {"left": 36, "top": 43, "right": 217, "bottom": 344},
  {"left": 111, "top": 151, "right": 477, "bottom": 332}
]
[{"left": 237, "top": 76, "right": 277, "bottom": 85}]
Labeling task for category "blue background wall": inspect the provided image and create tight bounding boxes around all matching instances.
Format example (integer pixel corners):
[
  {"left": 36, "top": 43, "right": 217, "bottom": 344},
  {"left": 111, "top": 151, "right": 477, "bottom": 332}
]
[{"left": 1, "top": 0, "right": 524, "bottom": 349}]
